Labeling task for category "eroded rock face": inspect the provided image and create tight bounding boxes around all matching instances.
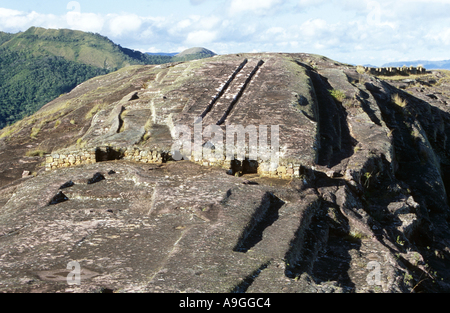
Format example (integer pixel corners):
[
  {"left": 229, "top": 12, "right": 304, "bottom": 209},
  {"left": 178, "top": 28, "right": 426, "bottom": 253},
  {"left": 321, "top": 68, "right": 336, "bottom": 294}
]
[{"left": 1, "top": 53, "right": 450, "bottom": 293}]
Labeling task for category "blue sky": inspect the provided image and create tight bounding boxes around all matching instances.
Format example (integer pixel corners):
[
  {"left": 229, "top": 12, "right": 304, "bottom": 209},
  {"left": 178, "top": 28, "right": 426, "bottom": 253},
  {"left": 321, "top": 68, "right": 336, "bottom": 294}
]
[{"left": 1, "top": 0, "right": 450, "bottom": 66}]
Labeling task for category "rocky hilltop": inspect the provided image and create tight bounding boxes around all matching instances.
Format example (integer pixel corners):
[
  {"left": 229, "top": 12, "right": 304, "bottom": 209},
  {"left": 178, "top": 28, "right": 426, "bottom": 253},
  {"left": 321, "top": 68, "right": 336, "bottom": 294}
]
[{"left": 1, "top": 53, "right": 450, "bottom": 293}]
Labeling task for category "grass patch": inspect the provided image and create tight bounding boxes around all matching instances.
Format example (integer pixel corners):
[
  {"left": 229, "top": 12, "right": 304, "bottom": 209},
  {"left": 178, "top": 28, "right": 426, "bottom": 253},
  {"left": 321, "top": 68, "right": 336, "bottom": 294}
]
[
  {"left": 30, "top": 126, "right": 41, "bottom": 139},
  {"left": 345, "top": 230, "right": 365, "bottom": 242},
  {"left": 382, "top": 73, "right": 434, "bottom": 81},
  {"left": 76, "top": 138, "right": 86, "bottom": 148},
  {"left": 141, "top": 117, "right": 153, "bottom": 141},
  {"left": 329, "top": 89, "right": 346, "bottom": 102},
  {"left": 25, "top": 149, "right": 47, "bottom": 157},
  {"left": 392, "top": 94, "right": 408, "bottom": 108},
  {"left": 85, "top": 103, "right": 102, "bottom": 120},
  {"left": 0, "top": 124, "right": 19, "bottom": 139}
]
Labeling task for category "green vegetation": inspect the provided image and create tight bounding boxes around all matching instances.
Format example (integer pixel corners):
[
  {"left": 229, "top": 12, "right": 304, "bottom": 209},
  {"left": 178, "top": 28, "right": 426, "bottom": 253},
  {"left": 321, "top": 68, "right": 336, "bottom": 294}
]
[
  {"left": 329, "top": 89, "right": 346, "bottom": 102},
  {"left": 171, "top": 47, "right": 216, "bottom": 62},
  {"left": 345, "top": 230, "right": 364, "bottom": 242},
  {"left": 0, "top": 49, "right": 109, "bottom": 129},
  {"left": 0, "top": 27, "right": 215, "bottom": 130},
  {"left": 25, "top": 149, "right": 47, "bottom": 157},
  {"left": 76, "top": 138, "right": 86, "bottom": 148},
  {"left": 85, "top": 103, "right": 103, "bottom": 120}
]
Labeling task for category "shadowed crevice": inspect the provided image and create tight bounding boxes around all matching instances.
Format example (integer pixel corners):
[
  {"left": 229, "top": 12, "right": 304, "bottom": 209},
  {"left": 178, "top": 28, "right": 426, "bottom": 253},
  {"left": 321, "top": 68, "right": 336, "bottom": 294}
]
[
  {"left": 230, "top": 261, "right": 271, "bottom": 293},
  {"left": 233, "top": 193, "right": 285, "bottom": 253},
  {"left": 49, "top": 191, "right": 69, "bottom": 205}
]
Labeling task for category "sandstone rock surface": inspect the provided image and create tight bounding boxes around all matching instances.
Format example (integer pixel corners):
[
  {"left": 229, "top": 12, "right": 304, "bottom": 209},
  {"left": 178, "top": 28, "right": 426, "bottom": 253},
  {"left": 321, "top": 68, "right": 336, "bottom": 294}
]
[{"left": 1, "top": 53, "right": 450, "bottom": 293}]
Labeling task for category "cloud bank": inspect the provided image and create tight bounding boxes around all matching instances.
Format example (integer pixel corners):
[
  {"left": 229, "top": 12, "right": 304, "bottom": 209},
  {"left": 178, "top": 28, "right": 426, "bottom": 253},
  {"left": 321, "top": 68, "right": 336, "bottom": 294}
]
[{"left": 0, "top": 0, "right": 449, "bottom": 66}]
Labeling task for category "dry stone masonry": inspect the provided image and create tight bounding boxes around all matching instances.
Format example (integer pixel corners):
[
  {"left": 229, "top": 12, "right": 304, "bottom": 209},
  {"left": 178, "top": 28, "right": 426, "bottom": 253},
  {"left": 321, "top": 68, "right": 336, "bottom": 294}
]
[
  {"left": 45, "top": 146, "right": 168, "bottom": 170},
  {"left": 358, "top": 65, "right": 428, "bottom": 76},
  {"left": 45, "top": 146, "right": 303, "bottom": 179}
]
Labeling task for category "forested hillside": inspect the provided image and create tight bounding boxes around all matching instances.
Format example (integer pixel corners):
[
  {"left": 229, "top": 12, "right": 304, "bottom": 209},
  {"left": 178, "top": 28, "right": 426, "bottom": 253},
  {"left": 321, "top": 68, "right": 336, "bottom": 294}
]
[
  {"left": 0, "top": 49, "right": 109, "bottom": 127},
  {"left": 0, "top": 27, "right": 215, "bottom": 129}
]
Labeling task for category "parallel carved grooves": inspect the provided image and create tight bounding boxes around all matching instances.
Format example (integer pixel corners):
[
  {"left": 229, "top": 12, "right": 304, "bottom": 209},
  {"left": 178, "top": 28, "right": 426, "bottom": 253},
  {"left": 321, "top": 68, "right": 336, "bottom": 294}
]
[
  {"left": 198, "top": 59, "right": 248, "bottom": 121},
  {"left": 217, "top": 60, "right": 265, "bottom": 126}
]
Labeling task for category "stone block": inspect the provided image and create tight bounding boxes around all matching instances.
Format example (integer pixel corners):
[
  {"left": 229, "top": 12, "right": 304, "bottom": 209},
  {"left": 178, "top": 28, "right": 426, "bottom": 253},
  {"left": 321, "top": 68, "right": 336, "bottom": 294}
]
[{"left": 277, "top": 166, "right": 287, "bottom": 174}]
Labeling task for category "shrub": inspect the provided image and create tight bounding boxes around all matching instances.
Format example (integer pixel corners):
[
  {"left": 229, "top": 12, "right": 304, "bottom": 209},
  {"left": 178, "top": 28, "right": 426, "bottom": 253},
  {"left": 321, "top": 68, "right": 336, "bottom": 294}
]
[
  {"left": 30, "top": 126, "right": 41, "bottom": 139},
  {"left": 392, "top": 94, "right": 408, "bottom": 107},
  {"left": 329, "top": 89, "right": 346, "bottom": 102},
  {"left": 356, "top": 65, "right": 366, "bottom": 74}
]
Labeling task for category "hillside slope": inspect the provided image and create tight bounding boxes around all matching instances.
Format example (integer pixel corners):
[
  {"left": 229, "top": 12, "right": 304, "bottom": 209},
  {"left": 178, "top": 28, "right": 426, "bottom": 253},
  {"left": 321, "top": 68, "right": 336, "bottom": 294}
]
[
  {"left": 1, "top": 27, "right": 152, "bottom": 69},
  {"left": 172, "top": 47, "right": 216, "bottom": 62},
  {"left": 1, "top": 54, "right": 450, "bottom": 293},
  {"left": 0, "top": 28, "right": 215, "bottom": 129}
]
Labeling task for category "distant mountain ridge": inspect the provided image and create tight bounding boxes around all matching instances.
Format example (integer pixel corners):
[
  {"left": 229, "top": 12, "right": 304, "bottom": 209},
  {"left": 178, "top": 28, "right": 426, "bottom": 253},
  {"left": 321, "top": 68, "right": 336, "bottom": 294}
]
[
  {"left": 145, "top": 47, "right": 216, "bottom": 62},
  {"left": 1, "top": 27, "right": 158, "bottom": 69},
  {"left": 382, "top": 59, "right": 450, "bottom": 70}
]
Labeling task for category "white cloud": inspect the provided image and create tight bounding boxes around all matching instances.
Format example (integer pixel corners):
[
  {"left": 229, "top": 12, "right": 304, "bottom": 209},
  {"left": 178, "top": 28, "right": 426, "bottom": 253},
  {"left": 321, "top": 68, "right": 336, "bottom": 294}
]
[
  {"left": 185, "top": 30, "right": 217, "bottom": 46},
  {"left": 297, "top": 0, "right": 326, "bottom": 8},
  {"left": 228, "top": 0, "right": 285, "bottom": 15},
  {"left": 108, "top": 14, "right": 142, "bottom": 37},
  {"left": 299, "top": 19, "right": 329, "bottom": 38},
  {"left": 67, "top": 12, "right": 105, "bottom": 33},
  {"left": 425, "top": 27, "right": 450, "bottom": 46},
  {"left": 0, "top": 8, "right": 59, "bottom": 31},
  {"left": 1, "top": 0, "right": 450, "bottom": 66}
]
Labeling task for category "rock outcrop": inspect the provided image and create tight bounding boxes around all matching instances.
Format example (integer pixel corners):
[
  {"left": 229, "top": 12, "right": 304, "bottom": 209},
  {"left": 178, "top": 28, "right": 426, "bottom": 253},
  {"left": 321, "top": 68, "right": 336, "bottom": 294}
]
[{"left": 1, "top": 53, "right": 450, "bottom": 293}]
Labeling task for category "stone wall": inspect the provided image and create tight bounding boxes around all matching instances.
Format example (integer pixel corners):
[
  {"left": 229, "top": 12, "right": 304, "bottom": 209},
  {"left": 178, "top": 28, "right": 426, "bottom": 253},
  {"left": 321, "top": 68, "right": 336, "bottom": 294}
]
[
  {"left": 45, "top": 148, "right": 97, "bottom": 171},
  {"left": 45, "top": 146, "right": 169, "bottom": 171},
  {"left": 358, "top": 65, "right": 427, "bottom": 77},
  {"left": 122, "top": 147, "right": 168, "bottom": 164},
  {"left": 45, "top": 145, "right": 306, "bottom": 179},
  {"left": 191, "top": 156, "right": 303, "bottom": 179}
]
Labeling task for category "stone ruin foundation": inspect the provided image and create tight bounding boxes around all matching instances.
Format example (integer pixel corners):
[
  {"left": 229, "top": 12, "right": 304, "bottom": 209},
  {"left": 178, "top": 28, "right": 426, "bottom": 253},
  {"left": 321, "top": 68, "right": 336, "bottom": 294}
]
[{"left": 45, "top": 145, "right": 306, "bottom": 180}]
